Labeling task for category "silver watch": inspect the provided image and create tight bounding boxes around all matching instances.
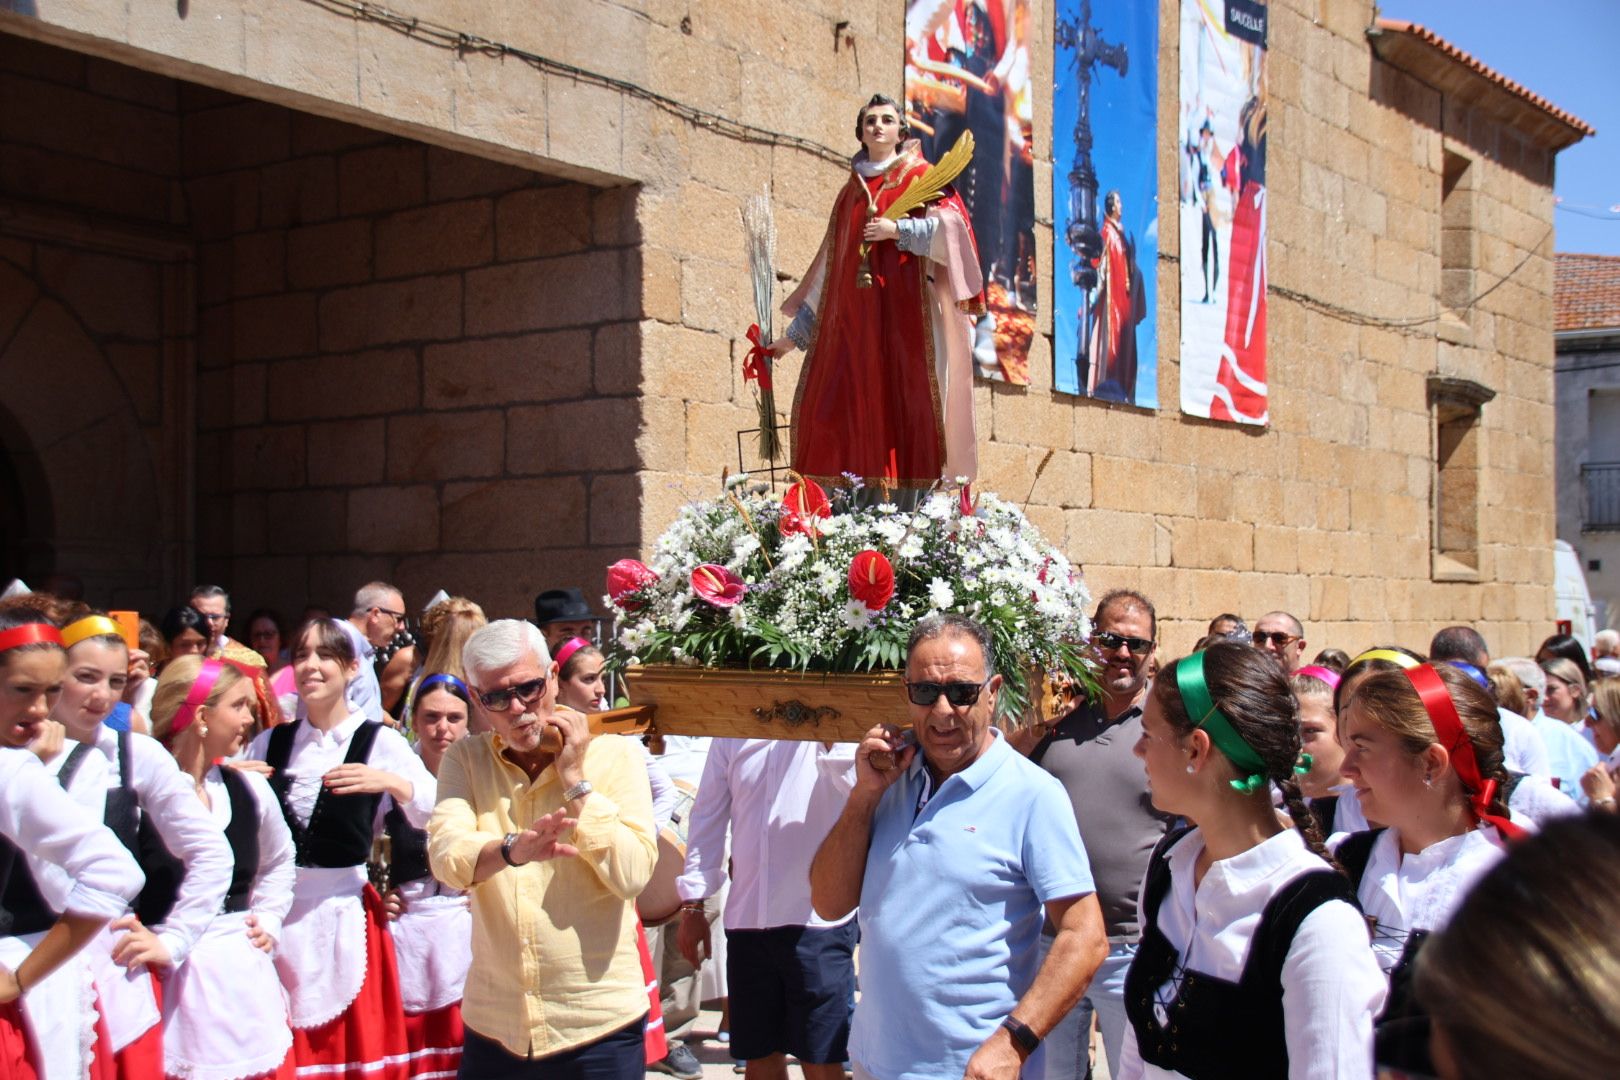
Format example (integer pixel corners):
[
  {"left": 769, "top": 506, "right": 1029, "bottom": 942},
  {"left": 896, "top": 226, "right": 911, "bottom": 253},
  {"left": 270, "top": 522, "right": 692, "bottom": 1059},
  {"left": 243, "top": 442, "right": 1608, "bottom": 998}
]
[{"left": 562, "top": 779, "right": 593, "bottom": 802}]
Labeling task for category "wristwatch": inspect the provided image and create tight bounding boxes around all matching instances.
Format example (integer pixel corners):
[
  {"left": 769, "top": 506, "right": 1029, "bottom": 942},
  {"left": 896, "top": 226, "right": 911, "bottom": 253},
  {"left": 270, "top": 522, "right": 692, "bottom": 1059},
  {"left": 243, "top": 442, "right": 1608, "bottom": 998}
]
[
  {"left": 500, "top": 832, "right": 522, "bottom": 867},
  {"left": 562, "top": 779, "right": 594, "bottom": 802},
  {"left": 1001, "top": 1016, "right": 1040, "bottom": 1055}
]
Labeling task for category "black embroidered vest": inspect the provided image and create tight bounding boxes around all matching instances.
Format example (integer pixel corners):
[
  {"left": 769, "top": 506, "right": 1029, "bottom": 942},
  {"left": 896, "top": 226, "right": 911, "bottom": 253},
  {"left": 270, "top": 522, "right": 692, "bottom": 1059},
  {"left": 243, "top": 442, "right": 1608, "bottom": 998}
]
[
  {"left": 104, "top": 732, "right": 187, "bottom": 927},
  {"left": 218, "top": 766, "right": 260, "bottom": 913},
  {"left": 0, "top": 745, "right": 93, "bottom": 936},
  {"left": 1336, "top": 827, "right": 1434, "bottom": 1078},
  {"left": 382, "top": 800, "right": 430, "bottom": 887},
  {"left": 266, "top": 720, "right": 385, "bottom": 868},
  {"left": 1123, "top": 826, "right": 1359, "bottom": 1080}
]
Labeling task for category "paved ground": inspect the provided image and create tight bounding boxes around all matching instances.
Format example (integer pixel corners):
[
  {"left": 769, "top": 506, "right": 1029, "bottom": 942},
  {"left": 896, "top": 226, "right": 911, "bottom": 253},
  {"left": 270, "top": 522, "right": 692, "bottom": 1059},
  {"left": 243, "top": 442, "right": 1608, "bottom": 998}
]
[{"left": 649, "top": 1008, "right": 1113, "bottom": 1080}]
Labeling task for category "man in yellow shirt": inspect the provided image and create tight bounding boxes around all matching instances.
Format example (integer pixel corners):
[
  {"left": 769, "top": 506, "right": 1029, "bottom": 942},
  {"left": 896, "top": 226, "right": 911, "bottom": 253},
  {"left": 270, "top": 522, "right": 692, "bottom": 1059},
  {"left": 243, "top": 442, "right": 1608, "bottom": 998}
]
[{"left": 428, "top": 619, "right": 658, "bottom": 1078}]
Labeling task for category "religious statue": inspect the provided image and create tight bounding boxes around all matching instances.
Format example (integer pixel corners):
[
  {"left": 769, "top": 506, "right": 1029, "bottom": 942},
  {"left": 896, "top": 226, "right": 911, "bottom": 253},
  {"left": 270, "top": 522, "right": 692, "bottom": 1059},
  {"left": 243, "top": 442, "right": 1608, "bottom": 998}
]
[{"left": 769, "top": 94, "right": 985, "bottom": 490}]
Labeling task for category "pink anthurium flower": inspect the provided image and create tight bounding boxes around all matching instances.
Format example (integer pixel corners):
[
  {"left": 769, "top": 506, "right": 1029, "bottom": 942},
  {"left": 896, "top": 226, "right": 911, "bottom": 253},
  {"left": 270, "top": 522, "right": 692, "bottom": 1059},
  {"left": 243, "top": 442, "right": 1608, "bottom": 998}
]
[
  {"left": 848, "top": 550, "right": 895, "bottom": 612},
  {"left": 780, "top": 478, "right": 832, "bottom": 537},
  {"left": 691, "top": 564, "right": 747, "bottom": 608},
  {"left": 606, "top": 559, "right": 659, "bottom": 610}
]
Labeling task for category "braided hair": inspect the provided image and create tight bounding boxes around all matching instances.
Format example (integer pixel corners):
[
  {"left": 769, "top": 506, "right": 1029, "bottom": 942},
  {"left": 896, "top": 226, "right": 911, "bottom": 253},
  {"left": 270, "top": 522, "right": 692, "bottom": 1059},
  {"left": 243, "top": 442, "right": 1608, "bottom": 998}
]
[{"left": 1154, "top": 642, "right": 1336, "bottom": 868}]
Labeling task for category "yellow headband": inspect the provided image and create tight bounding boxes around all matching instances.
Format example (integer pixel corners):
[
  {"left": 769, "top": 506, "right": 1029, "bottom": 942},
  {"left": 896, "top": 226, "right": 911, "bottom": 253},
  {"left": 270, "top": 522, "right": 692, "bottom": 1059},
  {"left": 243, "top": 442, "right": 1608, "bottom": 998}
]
[
  {"left": 61, "top": 616, "right": 124, "bottom": 649},
  {"left": 1350, "top": 648, "right": 1420, "bottom": 671}
]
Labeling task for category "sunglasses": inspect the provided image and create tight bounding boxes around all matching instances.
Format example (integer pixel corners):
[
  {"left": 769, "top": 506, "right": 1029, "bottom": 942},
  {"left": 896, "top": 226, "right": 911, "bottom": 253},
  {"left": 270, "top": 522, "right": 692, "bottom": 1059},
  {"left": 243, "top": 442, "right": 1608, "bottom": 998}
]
[
  {"left": 475, "top": 676, "right": 548, "bottom": 712},
  {"left": 1092, "top": 630, "right": 1154, "bottom": 656},
  {"left": 1252, "top": 632, "right": 1300, "bottom": 648},
  {"left": 906, "top": 677, "right": 992, "bottom": 708}
]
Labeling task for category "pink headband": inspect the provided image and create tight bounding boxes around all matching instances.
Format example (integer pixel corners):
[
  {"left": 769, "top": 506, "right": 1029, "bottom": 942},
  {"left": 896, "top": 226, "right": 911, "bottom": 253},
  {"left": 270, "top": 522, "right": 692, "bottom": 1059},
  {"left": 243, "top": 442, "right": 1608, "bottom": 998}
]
[
  {"left": 554, "top": 636, "right": 591, "bottom": 672},
  {"left": 1296, "top": 665, "right": 1341, "bottom": 690},
  {"left": 172, "top": 659, "right": 226, "bottom": 738}
]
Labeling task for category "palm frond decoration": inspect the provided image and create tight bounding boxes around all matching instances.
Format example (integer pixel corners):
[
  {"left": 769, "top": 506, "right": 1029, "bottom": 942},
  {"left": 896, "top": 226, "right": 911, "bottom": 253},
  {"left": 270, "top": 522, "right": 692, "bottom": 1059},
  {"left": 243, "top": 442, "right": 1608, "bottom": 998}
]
[
  {"left": 741, "top": 192, "right": 781, "bottom": 461},
  {"left": 879, "top": 130, "right": 975, "bottom": 222}
]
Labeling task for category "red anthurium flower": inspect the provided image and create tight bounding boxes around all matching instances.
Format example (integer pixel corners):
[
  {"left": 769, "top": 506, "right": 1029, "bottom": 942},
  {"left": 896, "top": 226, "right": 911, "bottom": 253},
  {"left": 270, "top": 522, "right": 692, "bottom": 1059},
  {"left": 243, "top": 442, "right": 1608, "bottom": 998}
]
[
  {"left": 780, "top": 478, "right": 832, "bottom": 536},
  {"left": 848, "top": 550, "right": 895, "bottom": 612},
  {"left": 606, "top": 559, "right": 659, "bottom": 610},
  {"left": 691, "top": 564, "right": 747, "bottom": 608}
]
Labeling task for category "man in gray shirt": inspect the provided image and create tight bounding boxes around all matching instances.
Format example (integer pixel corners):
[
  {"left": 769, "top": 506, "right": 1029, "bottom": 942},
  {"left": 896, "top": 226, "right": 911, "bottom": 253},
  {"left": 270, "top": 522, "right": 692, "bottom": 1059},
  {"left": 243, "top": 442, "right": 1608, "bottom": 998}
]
[{"left": 1029, "top": 588, "right": 1172, "bottom": 1079}]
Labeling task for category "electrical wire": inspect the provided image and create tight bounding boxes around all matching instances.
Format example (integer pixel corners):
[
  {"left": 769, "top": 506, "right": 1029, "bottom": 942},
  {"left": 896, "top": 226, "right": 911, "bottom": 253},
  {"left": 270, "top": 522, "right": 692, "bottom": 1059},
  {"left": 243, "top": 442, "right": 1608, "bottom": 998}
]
[
  {"left": 304, "top": 0, "right": 1560, "bottom": 338},
  {"left": 295, "top": 0, "right": 851, "bottom": 168}
]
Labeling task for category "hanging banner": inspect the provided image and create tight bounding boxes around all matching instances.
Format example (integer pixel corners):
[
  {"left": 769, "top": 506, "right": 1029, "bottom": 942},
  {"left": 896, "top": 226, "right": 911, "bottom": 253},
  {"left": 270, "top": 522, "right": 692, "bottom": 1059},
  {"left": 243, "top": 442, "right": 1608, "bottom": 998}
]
[
  {"left": 904, "top": 0, "right": 1036, "bottom": 385},
  {"left": 1053, "top": 0, "right": 1159, "bottom": 406},
  {"left": 1179, "top": 0, "right": 1269, "bottom": 424}
]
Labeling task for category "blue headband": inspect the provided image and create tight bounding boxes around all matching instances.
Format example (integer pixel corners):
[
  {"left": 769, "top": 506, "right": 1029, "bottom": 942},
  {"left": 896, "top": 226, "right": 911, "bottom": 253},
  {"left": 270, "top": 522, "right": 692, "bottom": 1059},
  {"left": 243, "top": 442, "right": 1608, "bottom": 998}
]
[
  {"left": 1447, "top": 661, "right": 1492, "bottom": 691},
  {"left": 417, "top": 672, "right": 470, "bottom": 702}
]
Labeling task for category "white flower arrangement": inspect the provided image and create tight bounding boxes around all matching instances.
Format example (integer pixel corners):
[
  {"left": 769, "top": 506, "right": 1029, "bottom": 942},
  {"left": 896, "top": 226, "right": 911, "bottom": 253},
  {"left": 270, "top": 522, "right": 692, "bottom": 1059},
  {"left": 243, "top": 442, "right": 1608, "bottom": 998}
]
[{"left": 604, "top": 478, "right": 1093, "bottom": 723}]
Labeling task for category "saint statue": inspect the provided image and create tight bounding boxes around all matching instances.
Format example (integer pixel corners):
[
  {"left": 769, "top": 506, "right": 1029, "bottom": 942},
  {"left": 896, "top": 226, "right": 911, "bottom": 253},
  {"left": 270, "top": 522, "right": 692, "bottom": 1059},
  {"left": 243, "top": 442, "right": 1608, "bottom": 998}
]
[{"left": 770, "top": 94, "right": 985, "bottom": 490}]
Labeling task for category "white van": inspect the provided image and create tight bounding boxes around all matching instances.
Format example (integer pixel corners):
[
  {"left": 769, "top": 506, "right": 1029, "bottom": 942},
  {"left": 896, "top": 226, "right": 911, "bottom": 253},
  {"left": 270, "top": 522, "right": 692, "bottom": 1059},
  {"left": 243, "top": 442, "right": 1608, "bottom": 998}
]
[{"left": 1554, "top": 539, "right": 1598, "bottom": 651}]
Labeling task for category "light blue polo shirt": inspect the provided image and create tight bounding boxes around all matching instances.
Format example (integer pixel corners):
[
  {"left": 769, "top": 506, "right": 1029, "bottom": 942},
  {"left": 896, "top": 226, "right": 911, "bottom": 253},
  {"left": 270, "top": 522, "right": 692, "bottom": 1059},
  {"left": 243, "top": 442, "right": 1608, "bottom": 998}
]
[{"left": 850, "top": 729, "right": 1095, "bottom": 1080}]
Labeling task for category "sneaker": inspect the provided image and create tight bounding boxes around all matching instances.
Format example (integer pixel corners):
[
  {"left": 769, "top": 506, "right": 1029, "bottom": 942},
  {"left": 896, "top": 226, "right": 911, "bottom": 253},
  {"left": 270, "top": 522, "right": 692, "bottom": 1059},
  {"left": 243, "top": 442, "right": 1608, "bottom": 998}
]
[{"left": 652, "top": 1042, "right": 703, "bottom": 1080}]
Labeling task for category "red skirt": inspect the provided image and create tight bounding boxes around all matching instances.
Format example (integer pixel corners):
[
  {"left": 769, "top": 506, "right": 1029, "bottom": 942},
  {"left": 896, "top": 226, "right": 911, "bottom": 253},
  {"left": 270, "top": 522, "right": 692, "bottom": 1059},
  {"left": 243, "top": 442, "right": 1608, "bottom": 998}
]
[
  {"left": 0, "top": 1001, "right": 39, "bottom": 1080},
  {"left": 637, "top": 917, "right": 667, "bottom": 1065},
  {"left": 402, "top": 1001, "right": 462, "bottom": 1079},
  {"left": 96, "top": 970, "right": 163, "bottom": 1080},
  {"left": 1213, "top": 179, "right": 1268, "bottom": 423},
  {"left": 289, "top": 885, "right": 410, "bottom": 1079}
]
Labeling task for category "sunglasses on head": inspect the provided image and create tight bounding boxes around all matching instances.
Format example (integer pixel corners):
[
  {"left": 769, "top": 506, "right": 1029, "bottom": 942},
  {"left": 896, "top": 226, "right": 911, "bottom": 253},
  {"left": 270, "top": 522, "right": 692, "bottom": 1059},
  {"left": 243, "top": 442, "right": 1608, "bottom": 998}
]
[
  {"left": 906, "top": 677, "right": 992, "bottom": 707},
  {"left": 1092, "top": 630, "right": 1154, "bottom": 656},
  {"left": 1252, "top": 631, "right": 1300, "bottom": 648},
  {"left": 476, "top": 676, "right": 548, "bottom": 712}
]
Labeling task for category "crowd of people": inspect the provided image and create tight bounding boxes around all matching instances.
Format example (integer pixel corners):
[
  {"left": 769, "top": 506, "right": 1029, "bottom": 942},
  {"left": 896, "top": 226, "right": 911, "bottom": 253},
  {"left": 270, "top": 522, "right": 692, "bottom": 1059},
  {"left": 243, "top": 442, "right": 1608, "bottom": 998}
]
[{"left": 1, "top": 574, "right": 1618, "bottom": 1080}]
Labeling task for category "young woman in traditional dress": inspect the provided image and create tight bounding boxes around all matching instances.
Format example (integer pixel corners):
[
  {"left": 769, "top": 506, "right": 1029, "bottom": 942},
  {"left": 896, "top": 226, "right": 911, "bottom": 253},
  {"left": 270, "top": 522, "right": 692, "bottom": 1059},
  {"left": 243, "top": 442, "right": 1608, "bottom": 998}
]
[
  {"left": 149, "top": 655, "right": 296, "bottom": 1080},
  {"left": 0, "top": 609, "right": 144, "bottom": 1080},
  {"left": 246, "top": 619, "right": 434, "bottom": 1080},
  {"left": 1334, "top": 661, "right": 1527, "bottom": 1077},
  {"left": 379, "top": 672, "right": 471, "bottom": 1078},
  {"left": 49, "top": 612, "right": 234, "bottom": 1079},
  {"left": 1117, "top": 642, "right": 1385, "bottom": 1079}
]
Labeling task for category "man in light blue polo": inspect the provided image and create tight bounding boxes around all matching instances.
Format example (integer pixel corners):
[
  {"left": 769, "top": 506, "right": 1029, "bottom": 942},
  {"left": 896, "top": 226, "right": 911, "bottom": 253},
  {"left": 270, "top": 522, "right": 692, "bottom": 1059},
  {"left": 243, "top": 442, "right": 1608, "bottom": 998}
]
[{"left": 810, "top": 613, "right": 1107, "bottom": 1080}]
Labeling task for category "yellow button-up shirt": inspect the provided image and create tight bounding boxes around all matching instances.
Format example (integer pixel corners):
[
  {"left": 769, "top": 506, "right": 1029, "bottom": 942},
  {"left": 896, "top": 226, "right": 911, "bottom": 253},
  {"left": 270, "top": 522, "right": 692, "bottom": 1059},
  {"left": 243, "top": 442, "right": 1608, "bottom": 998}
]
[{"left": 428, "top": 728, "right": 657, "bottom": 1058}]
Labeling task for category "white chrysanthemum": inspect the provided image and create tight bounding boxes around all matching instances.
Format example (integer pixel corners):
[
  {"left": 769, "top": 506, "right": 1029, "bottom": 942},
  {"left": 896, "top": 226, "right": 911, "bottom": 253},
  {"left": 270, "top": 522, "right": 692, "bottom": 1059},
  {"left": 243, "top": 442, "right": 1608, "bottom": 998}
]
[
  {"left": 838, "top": 600, "right": 872, "bottom": 631},
  {"left": 897, "top": 536, "right": 924, "bottom": 561},
  {"left": 728, "top": 605, "right": 748, "bottom": 628},
  {"left": 928, "top": 577, "right": 955, "bottom": 610}
]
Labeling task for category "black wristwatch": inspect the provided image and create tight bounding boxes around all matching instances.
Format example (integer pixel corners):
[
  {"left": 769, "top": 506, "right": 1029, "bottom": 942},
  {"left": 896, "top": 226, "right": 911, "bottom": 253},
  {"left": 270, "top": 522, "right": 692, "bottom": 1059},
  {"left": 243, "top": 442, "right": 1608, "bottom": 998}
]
[
  {"left": 500, "top": 832, "right": 522, "bottom": 867},
  {"left": 1001, "top": 1016, "right": 1040, "bottom": 1055}
]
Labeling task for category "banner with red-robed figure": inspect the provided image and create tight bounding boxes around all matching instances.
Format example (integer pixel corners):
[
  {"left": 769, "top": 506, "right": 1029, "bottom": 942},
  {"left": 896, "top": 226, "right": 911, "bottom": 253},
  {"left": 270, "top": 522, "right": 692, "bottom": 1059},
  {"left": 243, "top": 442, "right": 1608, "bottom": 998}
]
[
  {"left": 904, "top": 0, "right": 1036, "bottom": 385},
  {"left": 1179, "top": 0, "right": 1269, "bottom": 425},
  {"left": 769, "top": 96, "right": 985, "bottom": 489}
]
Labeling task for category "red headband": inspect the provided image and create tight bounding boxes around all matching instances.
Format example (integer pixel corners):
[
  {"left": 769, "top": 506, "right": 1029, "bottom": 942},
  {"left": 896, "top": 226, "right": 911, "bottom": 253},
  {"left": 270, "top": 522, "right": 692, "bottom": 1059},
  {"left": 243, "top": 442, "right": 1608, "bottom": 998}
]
[
  {"left": 554, "top": 636, "right": 590, "bottom": 672},
  {"left": 1404, "top": 664, "right": 1526, "bottom": 841},
  {"left": 170, "top": 659, "right": 226, "bottom": 739},
  {"left": 0, "top": 624, "right": 64, "bottom": 653}
]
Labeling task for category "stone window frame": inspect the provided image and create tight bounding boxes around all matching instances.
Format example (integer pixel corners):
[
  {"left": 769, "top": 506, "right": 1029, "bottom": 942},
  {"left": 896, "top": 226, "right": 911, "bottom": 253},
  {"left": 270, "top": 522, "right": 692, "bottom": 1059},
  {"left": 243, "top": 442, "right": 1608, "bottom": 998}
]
[{"left": 1429, "top": 375, "right": 1495, "bottom": 583}]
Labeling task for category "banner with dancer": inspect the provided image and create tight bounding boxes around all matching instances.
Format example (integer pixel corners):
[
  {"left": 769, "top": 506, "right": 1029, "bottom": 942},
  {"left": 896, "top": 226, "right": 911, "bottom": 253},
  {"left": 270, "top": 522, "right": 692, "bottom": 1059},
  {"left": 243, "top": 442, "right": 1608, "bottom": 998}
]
[
  {"left": 1053, "top": 0, "right": 1159, "bottom": 406},
  {"left": 904, "top": 0, "right": 1036, "bottom": 385},
  {"left": 1179, "top": 0, "right": 1269, "bottom": 424}
]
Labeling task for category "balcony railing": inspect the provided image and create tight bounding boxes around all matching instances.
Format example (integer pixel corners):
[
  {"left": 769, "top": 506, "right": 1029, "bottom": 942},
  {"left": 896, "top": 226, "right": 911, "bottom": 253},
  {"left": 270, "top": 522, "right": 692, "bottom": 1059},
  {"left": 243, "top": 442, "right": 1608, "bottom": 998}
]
[{"left": 1583, "top": 462, "right": 1620, "bottom": 530}]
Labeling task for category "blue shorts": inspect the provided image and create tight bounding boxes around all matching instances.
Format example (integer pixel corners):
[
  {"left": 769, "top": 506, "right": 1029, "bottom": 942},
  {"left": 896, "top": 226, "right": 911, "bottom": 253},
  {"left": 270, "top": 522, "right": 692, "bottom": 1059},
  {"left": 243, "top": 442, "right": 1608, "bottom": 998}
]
[{"left": 726, "top": 921, "right": 857, "bottom": 1064}]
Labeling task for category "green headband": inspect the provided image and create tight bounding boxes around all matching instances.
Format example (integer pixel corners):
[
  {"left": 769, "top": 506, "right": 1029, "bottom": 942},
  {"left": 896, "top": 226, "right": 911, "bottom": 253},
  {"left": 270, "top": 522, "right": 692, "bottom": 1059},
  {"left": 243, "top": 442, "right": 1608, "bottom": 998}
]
[{"left": 1175, "top": 652, "right": 1270, "bottom": 793}]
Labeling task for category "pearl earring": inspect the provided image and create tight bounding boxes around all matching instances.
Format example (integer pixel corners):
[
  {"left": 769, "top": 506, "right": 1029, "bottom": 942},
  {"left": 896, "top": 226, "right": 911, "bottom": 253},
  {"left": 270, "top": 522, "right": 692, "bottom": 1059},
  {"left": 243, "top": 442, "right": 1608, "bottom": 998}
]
[{"left": 1186, "top": 764, "right": 1196, "bottom": 774}]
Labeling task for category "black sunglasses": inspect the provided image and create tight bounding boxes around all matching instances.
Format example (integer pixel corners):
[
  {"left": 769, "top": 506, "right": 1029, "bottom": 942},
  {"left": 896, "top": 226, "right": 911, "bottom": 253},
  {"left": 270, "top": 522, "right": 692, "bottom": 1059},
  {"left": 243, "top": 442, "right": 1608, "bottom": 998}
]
[
  {"left": 476, "top": 676, "right": 548, "bottom": 712},
  {"left": 906, "top": 677, "right": 992, "bottom": 708},
  {"left": 1092, "top": 630, "right": 1154, "bottom": 656}
]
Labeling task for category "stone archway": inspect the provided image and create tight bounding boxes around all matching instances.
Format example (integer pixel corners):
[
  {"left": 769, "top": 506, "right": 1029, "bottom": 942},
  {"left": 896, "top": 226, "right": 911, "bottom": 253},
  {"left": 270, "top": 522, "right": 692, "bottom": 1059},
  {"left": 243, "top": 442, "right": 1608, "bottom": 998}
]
[{"left": 0, "top": 250, "right": 184, "bottom": 607}]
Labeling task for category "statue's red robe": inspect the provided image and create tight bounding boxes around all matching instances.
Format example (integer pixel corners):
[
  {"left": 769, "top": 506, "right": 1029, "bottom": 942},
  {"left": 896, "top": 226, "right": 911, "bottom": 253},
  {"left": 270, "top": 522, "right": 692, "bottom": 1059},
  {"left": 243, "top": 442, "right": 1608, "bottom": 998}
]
[{"left": 784, "top": 141, "right": 984, "bottom": 487}]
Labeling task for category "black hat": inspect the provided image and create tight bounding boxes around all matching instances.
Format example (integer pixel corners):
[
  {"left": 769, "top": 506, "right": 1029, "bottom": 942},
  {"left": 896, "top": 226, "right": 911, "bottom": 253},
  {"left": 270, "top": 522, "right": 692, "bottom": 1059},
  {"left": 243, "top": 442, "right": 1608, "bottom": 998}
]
[{"left": 533, "top": 587, "right": 603, "bottom": 626}]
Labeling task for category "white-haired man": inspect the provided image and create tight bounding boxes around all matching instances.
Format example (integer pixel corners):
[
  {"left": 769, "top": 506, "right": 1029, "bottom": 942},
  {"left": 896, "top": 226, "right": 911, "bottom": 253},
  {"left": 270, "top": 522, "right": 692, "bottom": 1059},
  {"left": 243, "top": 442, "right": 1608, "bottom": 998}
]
[
  {"left": 1500, "top": 656, "right": 1600, "bottom": 806},
  {"left": 428, "top": 619, "right": 658, "bottom": 1079},
  {"left": 1594, "top": 629, "right": 1620, "bottom": 675}
]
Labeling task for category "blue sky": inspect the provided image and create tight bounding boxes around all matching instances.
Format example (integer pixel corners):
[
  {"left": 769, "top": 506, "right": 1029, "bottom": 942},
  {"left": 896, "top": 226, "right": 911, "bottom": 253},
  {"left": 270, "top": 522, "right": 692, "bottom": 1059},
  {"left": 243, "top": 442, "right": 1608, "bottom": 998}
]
[{"left": 1384, "top": 0, "right": 1620, "bottom": 254}]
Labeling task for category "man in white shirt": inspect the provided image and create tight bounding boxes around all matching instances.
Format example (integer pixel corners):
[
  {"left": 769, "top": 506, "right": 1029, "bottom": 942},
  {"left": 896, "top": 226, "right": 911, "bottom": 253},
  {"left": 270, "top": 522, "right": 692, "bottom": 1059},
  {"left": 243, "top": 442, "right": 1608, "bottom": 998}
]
[
  {"left": 1429, "top": 627, "right": 1552, "bottom": 778},
  {"left": 676, "top": 738, "right": 857, "bottom": 1080}
]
